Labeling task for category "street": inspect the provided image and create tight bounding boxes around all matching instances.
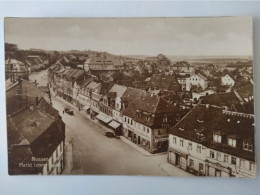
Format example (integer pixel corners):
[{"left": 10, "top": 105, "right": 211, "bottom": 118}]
[{"left": 30, "top": 70, "right": 192, "bottom": 176}]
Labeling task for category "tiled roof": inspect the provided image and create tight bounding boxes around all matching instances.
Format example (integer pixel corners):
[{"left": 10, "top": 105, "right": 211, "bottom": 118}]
[
  {"left": 108, "top": 84, "right": 127, "bottom": 98},
  {"left": 147, "top": 74, "right": 181, "bottom": 91},
  {"left": 10, "top": 106, "right": 55, "bottom": 143},
  {"left": 200, "top": 92, "right": 241, "bottom": 107},
  {"left": 122, "top": 94, "right": 179, "bottom": 127},
  {"left": 196, "top": 73, "right": 207, "bottom": 81},
  {"left": 121, "top": 87, "right": 146, "bottom": 103},
  {"left": 234, "top": 82, "right": 253, "bottom": 99},
  {"left": 170, "top": 104, "right": 255, "bottom": 161}
]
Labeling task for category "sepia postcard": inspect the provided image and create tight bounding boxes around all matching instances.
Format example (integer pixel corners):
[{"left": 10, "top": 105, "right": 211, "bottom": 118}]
[{"left": 5, "top": 16, "right": 255, "bottom": 177}]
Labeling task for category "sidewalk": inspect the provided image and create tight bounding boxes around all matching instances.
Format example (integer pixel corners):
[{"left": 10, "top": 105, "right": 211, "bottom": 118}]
[
  {"left": 159, "top": 162, "right": 194, "bottom": 177},
  {"left": 120, "top": 136, "right": 151, "bottom": 156}
]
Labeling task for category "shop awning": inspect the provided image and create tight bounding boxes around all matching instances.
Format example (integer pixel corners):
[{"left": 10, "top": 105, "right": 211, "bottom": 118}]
[
  {"left": 96, "top": 113, "right": 112, "bottom": 124},
  {"left": 108, "top": 120, "right": 121, "bottom": 129}
]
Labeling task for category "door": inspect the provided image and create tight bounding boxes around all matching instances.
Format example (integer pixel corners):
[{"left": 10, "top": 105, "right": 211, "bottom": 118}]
[
  {"left": 180, "top": 156, "right": 187, "bottom": 170},
  {"left": 138, "top": 136, "right": 140, "bottom": 145}
]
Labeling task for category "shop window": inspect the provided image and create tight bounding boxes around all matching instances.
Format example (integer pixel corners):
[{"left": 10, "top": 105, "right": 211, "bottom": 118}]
[{"left": 199, "top": 163, "right": 203, "bottom": 172}]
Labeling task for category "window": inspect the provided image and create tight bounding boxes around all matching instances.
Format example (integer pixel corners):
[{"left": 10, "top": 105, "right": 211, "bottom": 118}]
[
  {"left": 217, "top": 152, "right": 221, "bottom": 161},
  {"left": 188, "top": 142, "right": 192, "bottom": 150},
  {"left": 243, "top": 142, "right": 253, "bottom": 152},
  {"left": 143, "top": 126, "right": 145, "bottom": 132},
  {"left": 163, "top": 117, "right": 167, "bottom": 123},
  {"left": 199, "top": 163, "right": 203, "bottom": 172},
  {"left": 228, "top": 138, "right": 236, "bottom": 147},
  {"left": 231, "top": 157, "right": 236, "bottom": 165},
  {"left": 197, "top": 145, "right": 201, "bottom": 153},
  {"left": 250, "top": 162, "right": 255, "bottom": 172},
  {"left": 210, "top": 150, "right": 215, "bottom": 159},
  {"left": 56, "top": 149, "right": 58, "bottom": 158},
  {"left": 173, "top": 137, "right": 176, "bottom": 144},
  {"left": 158, "top": 130, "right": 161, "bottom": 135},
  {"left": 147, "top": 128, "right": 149, "bottom": 133},
  {"left": 147, "top": 116, "right": 151, "bottom": 121},
  {"left": 213, "top": 134, "right": 222, "bottom": 143},
  {"left": 189, "top": 159, "right": 194, "bottom": 167},
  {"left": 224, "top": 155, "right": 229, "bottom": 163},
  {"left": 180, "top": 140, "right": 184, "bottom": 147},
  {"left": 240, "top": 160, "right": 246, "bottom": 169}
]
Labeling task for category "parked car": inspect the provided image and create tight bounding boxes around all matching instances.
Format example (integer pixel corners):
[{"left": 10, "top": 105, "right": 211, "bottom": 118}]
[
  {"left": 105, "top": 132, "right": 120, "bottom": 139},
  {"left": 64, "top": 108, "right": 74, "bottom": 115},
  {"left": 105, "top": 132, "right": 115, "bottom": 138}
]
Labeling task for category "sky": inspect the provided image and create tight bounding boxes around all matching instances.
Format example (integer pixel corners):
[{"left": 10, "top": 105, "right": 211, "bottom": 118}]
[{"left": 4, "top": 16, "right": 253, "bottom": 56}]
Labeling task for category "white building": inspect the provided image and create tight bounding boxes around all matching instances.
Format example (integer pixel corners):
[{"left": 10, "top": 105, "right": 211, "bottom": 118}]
[
  {"left": 221, "top": 74, "right": 235, "bottom": 86},
  {"left": 168, "top": 104, "right": 256, "bottom": 178},
  {"left": 186, "top": 73, "right": 208, "bottom": 91}
]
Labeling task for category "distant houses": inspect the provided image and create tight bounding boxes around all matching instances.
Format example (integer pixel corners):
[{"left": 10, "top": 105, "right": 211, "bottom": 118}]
[
  {"left": 221, "top": 74, "right": 235, "bottom": 86},
  {"left": 186, "top": 73, "right": 208, "bottom": 91}
]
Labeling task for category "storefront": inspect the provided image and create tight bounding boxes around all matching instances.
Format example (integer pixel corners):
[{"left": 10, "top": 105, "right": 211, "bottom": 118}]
[
  {"left": 205, "top": 160, "right": 231, "bottom": 177},
  {"left": 168, "top": 148, "right": 188, "bottom": 171}
]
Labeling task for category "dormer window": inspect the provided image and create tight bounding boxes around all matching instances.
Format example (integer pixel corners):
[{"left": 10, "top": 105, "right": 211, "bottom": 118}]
[
  {"left": 243, "top": 142, "right": 253, "bottom": 152},
  {"left": 146, "top": 116, "right": 151, "bottom": 121},
  {"left": 213, "top": 134, "right": 221, "bottom": 143},
  {"left": 163, "top": 116, "right": 167, "bottom": 123},
  {"left": 227, "top": 138, "right": 236, "bottom": 147}
]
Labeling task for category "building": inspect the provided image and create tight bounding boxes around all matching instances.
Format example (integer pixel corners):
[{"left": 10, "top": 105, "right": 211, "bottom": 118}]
[
  {"left": 5, "top": 59, "right": 29, "bottom": 82},
  {"left": 146, "top": 74, "right": 181, "bottom": 92},
  {"left": 221, "top": 74, "right": 235, "bottom": 86},
  {"left": 168, "top": 104, "right": 255, "bottom": 178},
  {"left": 6, "top": 79, "right": 51, "bottom": 115},
  {"left": 7, "top": 102, "right": 65, "bottom": 175},
  {"left": 122, "top": 93, "right": 181, "bottom": 153},
  {"left": 186, "top": 73, "right": 208, "bottom": 91},
  {"left": 74, "top": 78, "right": 92, "bottom": 108}
]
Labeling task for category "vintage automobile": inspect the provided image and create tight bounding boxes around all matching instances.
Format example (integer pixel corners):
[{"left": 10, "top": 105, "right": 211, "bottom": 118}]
[{"left": 64, "top": 108, "right": 74, "bottom": 115}]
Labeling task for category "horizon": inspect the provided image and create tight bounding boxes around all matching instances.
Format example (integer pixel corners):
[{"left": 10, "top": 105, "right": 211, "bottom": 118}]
[{"left": 5, "top": 17, "right": 253, "bottom": 57}]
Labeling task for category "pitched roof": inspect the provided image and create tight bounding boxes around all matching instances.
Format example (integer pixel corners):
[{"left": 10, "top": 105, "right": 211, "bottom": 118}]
[
  {"left": 9, "top": 106, "right": 55, "bottom": 143},
  {"left": 108, "top": 84, "right": 127, "bottom": 98},
  {"left": 200, "top": 92, "right": 241, "bottom": 107},
  {"left": 196, "top": 73, "right": 207, "bottom": 80},
  {"left": 122, "top": 94, "right": 179, "bottom": 127},
  {"left": 121, "top": 87, "right": 146, "bottom": 103},
  {"left": 170, "top": 104, "right": 255, "bottom": 161},
  {"left": 234, "top": 82, "right": 253, "bottom": 99},
  {"left": 147, "top": 74, "right": 180, "bottom": 91}
]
